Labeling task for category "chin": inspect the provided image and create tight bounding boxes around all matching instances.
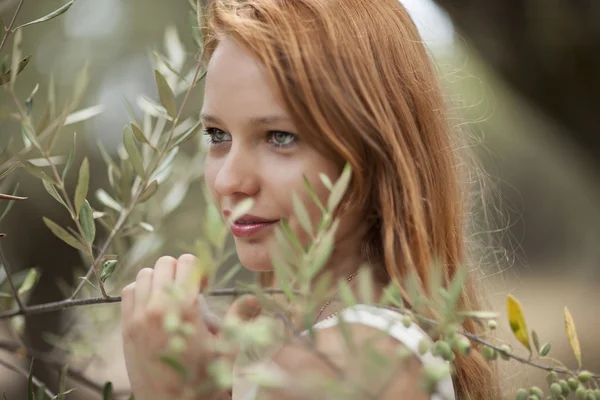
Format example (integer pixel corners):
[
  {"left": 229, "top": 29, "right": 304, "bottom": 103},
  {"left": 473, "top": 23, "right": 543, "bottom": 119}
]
[{"left": 235, "top": 241, "right": 274, "bottom": 272}]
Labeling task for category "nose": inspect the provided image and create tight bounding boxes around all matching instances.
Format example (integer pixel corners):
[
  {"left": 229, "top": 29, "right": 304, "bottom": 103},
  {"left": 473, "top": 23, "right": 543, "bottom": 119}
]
[{"left": 213, "top": 143, "right": 259, "bottom": 198}]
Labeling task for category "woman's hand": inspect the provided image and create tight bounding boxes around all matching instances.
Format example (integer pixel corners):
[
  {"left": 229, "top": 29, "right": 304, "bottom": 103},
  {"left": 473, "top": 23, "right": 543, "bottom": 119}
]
[{"left": 121, "top": 254, "right": 222, "bottom": 400}]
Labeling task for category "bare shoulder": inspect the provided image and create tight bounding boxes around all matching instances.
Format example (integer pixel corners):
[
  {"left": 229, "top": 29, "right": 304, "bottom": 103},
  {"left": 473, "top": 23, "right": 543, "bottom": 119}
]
[{"left": 262, "top": 323, "right": 429, "bottom": 400}]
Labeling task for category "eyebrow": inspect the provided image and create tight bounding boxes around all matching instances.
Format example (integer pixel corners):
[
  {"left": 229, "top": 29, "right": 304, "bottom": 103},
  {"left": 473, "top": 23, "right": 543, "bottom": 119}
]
[{"left": 200, "top": 113, "right": 292, "bottom": 126}]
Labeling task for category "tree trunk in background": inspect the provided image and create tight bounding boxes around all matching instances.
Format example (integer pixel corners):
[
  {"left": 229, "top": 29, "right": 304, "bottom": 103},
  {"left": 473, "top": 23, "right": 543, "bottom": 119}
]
[{"left": 434, "top": 0, "right": 600, "bottom": 162}]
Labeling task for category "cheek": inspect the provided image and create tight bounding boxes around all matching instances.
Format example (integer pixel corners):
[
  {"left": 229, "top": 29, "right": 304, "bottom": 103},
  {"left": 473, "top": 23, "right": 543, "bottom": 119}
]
[{"left": 203, "top": 156, "right": 220, "bottom": 202}]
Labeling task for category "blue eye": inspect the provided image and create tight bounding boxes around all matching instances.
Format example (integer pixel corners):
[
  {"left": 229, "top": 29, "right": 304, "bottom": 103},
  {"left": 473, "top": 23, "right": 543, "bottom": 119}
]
[
  {"left": 203, "top": 127, "right": 231, "bottom": 145},
  {"left": 269, "top": 131, "right": 297, "bottom": 148}
]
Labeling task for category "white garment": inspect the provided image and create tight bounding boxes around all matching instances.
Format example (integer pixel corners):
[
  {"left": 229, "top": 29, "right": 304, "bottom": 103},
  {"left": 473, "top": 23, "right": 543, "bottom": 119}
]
[{"left": 232, "top": 304, "right": 456, "bottom": 400}]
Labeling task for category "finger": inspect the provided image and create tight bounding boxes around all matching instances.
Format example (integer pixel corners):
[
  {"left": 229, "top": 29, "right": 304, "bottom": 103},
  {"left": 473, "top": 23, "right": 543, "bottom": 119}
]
[
  {"left": 174, "top": 254, "right": 202, "bottom": 306},
  {"left": 121, "top": 282, "right": 136, "bottom": 321},
  {"left": 226, "top": 294, "right": 262, "bottom": 322},
  {"left": 133, "top": 268, "right": 154, "bottom": 319},
  {"left": 198, "top": 294, "right": 221, "bottom": 335},
  {"left": 148, "top": 256, "right": 176, "bottom": 310}
]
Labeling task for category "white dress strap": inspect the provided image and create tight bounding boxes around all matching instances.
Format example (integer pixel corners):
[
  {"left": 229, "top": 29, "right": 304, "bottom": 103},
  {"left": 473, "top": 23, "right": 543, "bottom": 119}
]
[{"left": 312, "top": 304, "right": 456, "bottom": 400}]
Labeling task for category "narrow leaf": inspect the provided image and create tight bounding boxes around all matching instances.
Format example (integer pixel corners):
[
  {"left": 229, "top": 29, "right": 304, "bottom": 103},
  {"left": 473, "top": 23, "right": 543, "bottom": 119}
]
[
  {"left": 14, "top": 1, "right": 75, "bottom": 30},
  {"left": 102, "top": 382, "right": 113, "bottom": 400},
  {"left": 36, "top": 384, "right": 46, "bottom": 400},
  {"left": 43, "top": 217, "right": 86, "bottom": 252},
  {"left": 564, "top": 306, "right": 582, "bottom": 368},
  {"left": 18, "top": 268, "right": 38, "bottom": 296},
  {"left": 138, "top": 180, "right": 158, "bottom": 203},
  {"left": 159, "top": 354, "right": 188, "bottom": 380},
  {"left": 228, "top": 198, "right": 254, "bottom": 224},
  {"left": 319, "top": 173, "right": 333, "bottom": 191},
  {"left": 154, "top": 70, "right": 177, "bottom": 119},
  {"left": 292, "top": 192, "right": 312, "bottom": 237},
  {"left": 307, "top": 221, "right": 338, "bottom": 279},
  {"left": 327, "top": 163, "right": 352, "bottom": 211},
  {"left": 74, "top": 158, "right": 89, "bottom": 217},
  {"left": 100, "top": 260, "right": 118, "bottom": 283},
  {"left": 506, "top": 294, "right": 531, "bottom": 352},
  {"left": 531, "top": 330, "right": 541, "bottom": 353},
  {"left": 62, "top": 132, "right": 76, "bottom": 181},
  {"left": 42, "top": 180, "right": 67, "bottom": 209},
  {"left": 170, "top": 119, "right": 202, "bottom": 149},
  {"left": 0, "top": 56, "right": 30, "bottom": 86},
  {"left": 20, "top": 161, "right": 58, "bottom": 185},
  {"left": 64, "top": 105, "right": 104, "bottom": 126},
  {"left": 303, "top": 176, "right": 326, "bottom": 213},
  {"left": 131, "top": 123, "right": 150, "bottom": 145},
  {"left": 79, "top": 201, "right": 95, "bottom": 244},
  {"left": 96, "top": 189, "right": 122, "bottom": 211},
  {"left": 123, "top": 127, "right": 145, "bottom": 178}
]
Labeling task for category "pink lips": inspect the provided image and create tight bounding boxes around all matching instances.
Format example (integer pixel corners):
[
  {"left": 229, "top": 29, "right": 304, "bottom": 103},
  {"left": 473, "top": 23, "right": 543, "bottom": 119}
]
[{"left": 224, "top": 212, "right": 279, "bottom": 238}]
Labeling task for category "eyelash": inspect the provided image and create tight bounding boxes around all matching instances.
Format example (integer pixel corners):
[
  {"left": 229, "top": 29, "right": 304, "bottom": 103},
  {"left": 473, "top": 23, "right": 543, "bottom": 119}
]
[{"left": 202, "top": 127, "right": 298, "bottom": 149}]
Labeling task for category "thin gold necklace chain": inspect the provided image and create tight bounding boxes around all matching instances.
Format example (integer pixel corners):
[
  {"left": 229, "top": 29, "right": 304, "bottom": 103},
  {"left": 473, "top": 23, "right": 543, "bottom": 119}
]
[{"left": 315, "top": 271, "right": 359, "bottom": 322}]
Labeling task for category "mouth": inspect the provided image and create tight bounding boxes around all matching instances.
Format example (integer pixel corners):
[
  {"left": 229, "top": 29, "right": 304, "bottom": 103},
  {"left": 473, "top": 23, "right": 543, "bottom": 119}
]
[{"left": 227, "top": 213, "right": 279, "bottom": 238}]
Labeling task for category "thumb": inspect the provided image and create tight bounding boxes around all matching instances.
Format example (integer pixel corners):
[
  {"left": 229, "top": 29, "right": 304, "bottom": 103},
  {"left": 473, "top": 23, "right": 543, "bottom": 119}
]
[{"left": 226, "top": 294, "right": 262, "bottom": 323}]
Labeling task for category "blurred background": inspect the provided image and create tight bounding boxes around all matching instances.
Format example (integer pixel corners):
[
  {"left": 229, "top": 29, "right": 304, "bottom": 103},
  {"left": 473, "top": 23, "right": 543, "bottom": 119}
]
[{"left": 0, "top": 0, "right": 599, "bottom": 398}]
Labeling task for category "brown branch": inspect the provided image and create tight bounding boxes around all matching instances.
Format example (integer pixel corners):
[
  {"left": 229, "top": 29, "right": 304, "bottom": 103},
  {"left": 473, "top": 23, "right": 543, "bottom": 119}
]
[
  {"left": 0, "top": 340, "right": 131, "bottom": 398},
  {"left": 0, "top": 357, "right": 56, "bottom": 398},
  {"left": 0, "top": 193, "right": 27, "bottom": 200},
  {"left": 0, "top": 0, "right": 25, "bottom": 53}
]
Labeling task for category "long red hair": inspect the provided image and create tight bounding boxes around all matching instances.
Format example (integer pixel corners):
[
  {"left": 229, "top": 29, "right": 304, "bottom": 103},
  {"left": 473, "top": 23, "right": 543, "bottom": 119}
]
[{"left": 202, "top": 0, "right": 500, "bottom": 398}]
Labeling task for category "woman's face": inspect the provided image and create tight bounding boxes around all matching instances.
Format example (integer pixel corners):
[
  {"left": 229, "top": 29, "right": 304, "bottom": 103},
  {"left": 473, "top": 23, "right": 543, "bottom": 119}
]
[{"left": 202, "top": 38, "right": 364, "bottom": 272}]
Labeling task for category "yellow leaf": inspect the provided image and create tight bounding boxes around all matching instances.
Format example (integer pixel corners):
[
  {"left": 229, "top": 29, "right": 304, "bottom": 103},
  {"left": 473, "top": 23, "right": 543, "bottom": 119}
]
[
  {"left": 506, "top": 294, "right": 531, "bottom": 352},
  {"left": 564, "top": 306, "right": 582, "bottom": 368}
]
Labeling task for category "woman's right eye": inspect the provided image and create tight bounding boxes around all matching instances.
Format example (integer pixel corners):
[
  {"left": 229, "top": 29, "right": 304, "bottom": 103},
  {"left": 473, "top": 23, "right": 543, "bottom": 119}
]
[{"left": 203, "top": 127, "right": 231, "bottom": 145}]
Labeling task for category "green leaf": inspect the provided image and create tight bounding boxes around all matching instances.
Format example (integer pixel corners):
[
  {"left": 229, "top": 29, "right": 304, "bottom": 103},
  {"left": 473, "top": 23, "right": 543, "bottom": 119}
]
[
  {"left": 327, "top": 163, "right": 351, "bottom": 212},
  {"left": 540, "top": 343, "right": 551, "bottom": 357},
  {"left": 154, "top": 70, "right": 177, "bottom": 119},
  {"left": 169, "top": 119, "right": 203, "bottom": 149},
  {"left": 0, "top": 56, "right": 30, "bottom": 86},
  {"left": 97, "top": 139, "right": 117, "bottom": 169},
  {"left": 279, "top": 219, "right": 304, "bottom": 253},
  {"left": 381, "top": 283, "right": 405, "bottom": 310},
  {"left": 102, "top": 382, "right": 113, "bottom": 400},
  {"left": 62, "top": 132, "right": 76, "bottom": 181},
  {"left": 138, "top": 180, "right": 158, "bottom": 203},
  {"left": 0, "top": 183, "right": 21, "bottom": 223},
  {"left": 79, "top": 201, "right": 95, "bottom": 244},
  {"left": 20, "top": 160, "right": 58, "bottom": 185},
  {"left": 36, "top": 384, "right": 46, "bottom": 400},
  {"left": 292, "top": 192, "right": 313, "bottom": 237},
  {"left": 21, "top": 123, "right": 41, "bottom": 150},
  {"left": 338, "top": 277, "right": 357, "bottom": 308},
  {"left": 74, "top": 158, "right": 89, "bottom": 217},
  {"left": 123, "top": 127, "right": 145, "bottom": 178},
  {"left": 64, "top": 105, "right": 104, "bottom": 126},
  {"left": 100, "top": 260, "right": 118, "bottom": 283},
  {"left": 228, "top": 198, "right": 254, "bottom": 224},
  {"left": 13, "top": 1, "right": 75, "bottom": 30},
  {"left": 18, "top": 268, "right": 38, "bottom": 296},
  {"left": 96, "top": 189, "right": 122, "bottom": 211},
  {"left": 357, "top": 267, "right": 374, "bottom": 305},
  {"left": 306, "top": 220, "right": 338, "bottom": 279},
  {"left": 56, "top": 364, "right": 68, "bottom": 400},
  {"left": 131, "top": 123, "right": 150, "bottom": 145},
  {"left": 43, "top": 217, "right": 86, "bottom": 252},
  {"left": 303, "top": 175, "right": 326, "bottom": 213},
  {"left": 564, "top": 306, "right": 582, "bottom": 368},
  {"left": 506, "top": 294, "right": 531, "bottom": 352},
  {"left": 203, "top": 201, "right": 226, "bottom": 248},
  {"left": 42, "top": 180, "right": 67, "bottom": 209},
  {"left": 319, "top": 173, "right": 333, "bottom": 191}
]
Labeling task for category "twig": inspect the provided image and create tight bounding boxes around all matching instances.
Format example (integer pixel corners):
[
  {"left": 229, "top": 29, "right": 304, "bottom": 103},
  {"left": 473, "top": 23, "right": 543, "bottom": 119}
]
[
  {"left": 0, "top": 340, "right": 131, "bottom": 397},
  {"left": 70, "top": 60, "right": 205, "bottom": 300},
  {"left": 0, "top": 357, "right": 57, "bottom": 398},
  {"left": 0, "top": 0, "right": 25, "bottom": 53},
  {"left": 0, "top": 237, "right": 26, "bottom": 312}
]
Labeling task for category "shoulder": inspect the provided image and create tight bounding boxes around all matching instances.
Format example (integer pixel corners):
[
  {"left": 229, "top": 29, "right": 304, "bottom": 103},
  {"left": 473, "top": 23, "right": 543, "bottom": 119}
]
[{"left": 262, "top": 306, "right": 433, "bottom": 400}]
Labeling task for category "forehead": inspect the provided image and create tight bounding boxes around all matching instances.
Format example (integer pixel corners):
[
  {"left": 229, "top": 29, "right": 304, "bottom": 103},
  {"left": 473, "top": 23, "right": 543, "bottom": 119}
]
[{"left": 202, "top": 37, "right": 289, "bottom": 120}]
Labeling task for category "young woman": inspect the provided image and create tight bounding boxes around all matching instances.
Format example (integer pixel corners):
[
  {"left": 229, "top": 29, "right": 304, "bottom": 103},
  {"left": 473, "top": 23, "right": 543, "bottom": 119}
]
[{"left": 121, "top": 0, "right": 499, "bottom": 398}]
